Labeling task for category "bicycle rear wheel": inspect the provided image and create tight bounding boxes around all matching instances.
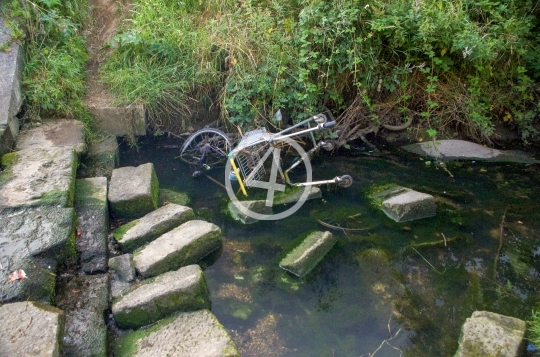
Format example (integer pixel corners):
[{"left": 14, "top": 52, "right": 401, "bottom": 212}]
[{"left": 179, "top": 128, "right": 231, "bottom": 166}]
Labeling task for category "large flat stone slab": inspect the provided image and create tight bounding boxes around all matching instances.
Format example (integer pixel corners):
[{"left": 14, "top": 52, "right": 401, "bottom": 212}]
[
  {"left": 0, "top": 257, "right": 58, "bottom": 303},
  {"left": 89, "top": 105, "right": 147, "bottom": 136},
  {"left": 454, "top": 311, "right": 526, "bottom": 357},
  {"left": 0, "top": 301, "right": 65, "bottom": 357},
  {"left": 114, "top": 203, "right": 194, "bottom": 252},
  {"left": 108, "top": 163, "right": 159, "bottom": 218},
  {"left": 114, "top": 310, "right": 240, "bottom": 357},
  {"left": 280, "top": 231, "right": 337, "bottom": 278},
  {"left": 134, "top": 220, "right": 222, "bottom": 278},
  {"left": 75, "top": 177, "right": 109, "bottom": 273},
  {"left": 402, "top": 139, "right": 540, "bottom": 164},
  {"left": 16, "top": 119, "right": 86, "bottom": 154},
  {"left": 112, "top": 265, "right": 210, "bottom": 329},
  {"left": 57, "top": 274, "right": 109, "bottom": 357},
  {"left": 0, "top": 147, "right": 77, "bottom": 208}
]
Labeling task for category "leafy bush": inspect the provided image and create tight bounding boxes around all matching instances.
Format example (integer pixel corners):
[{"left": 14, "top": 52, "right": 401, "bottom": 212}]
[
  {"left": 102, "top": 0, "right": 540, "bottom": 141},
  {"left": 2, "top": 0, "right": 91, "bottom": 126}
]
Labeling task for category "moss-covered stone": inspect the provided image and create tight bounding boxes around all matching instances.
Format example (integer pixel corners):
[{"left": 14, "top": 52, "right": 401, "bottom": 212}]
[
  {"left": 113, "top": 220, "right": 139, "bottom": 242},
  {"left": 159, "top": 188, "right": 190, "bottom": 206}
]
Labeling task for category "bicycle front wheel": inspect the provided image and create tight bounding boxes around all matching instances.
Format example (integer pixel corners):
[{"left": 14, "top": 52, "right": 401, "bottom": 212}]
[{"left": 179, "top": 128, "right": 231, "bottom": 166}]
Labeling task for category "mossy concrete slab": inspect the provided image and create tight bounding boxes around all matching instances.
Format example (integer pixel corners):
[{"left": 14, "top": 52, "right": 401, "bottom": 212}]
[
  {"left": 114, "top": 310, "right": 240, "bottom": 357},
  {"left": 75, "top": 177, "right": 109, "bottom": 273},
  {"left": 368, "top": 185, "right": 436, "bottom": 222},
  {"left": 114, "top": 203, "right": 194, "bottom": 252},
  {"left": 454, "top": 311, "right": 526, "bottom": 357},
  {"left": 227, "top": 200, "right": 272, "bottom": 224},
  {"left": 0, "top": 301, "right": 64, "bottom": 357},
  {"left": 16, "top": 118, "right": 86, "bottom": 154},
  {"left": 78, "top": 135, "right": 119, "bottom": 179},
  {"left": 57, "top": 274, "right": 109, "bottom": 357},
  {"left": 133, "top": 220, "right": 222, "bottom": 278},
  {"left": 112, "top": 265, "right": 210, "bottom": 330},
  {"left": 0, "top": 147, "right": 77, "bottom": 208},
  {"left": 159, "top": 188, "right": 190, "bottom": 206},
  {"left": 108, "top": 163, "right": 159, "bottom": 219},
  {"left": 280, "top": 231, "right": 336, "bottom": 278},
  {"left": 89, "top": 105, "right": 146, "bottom": 137},
  {"left": 273, "top": 186, "right": 322, "bottom": 205},
  {"left": 0, "top": 257, "right": 57, "bottom": 304}
]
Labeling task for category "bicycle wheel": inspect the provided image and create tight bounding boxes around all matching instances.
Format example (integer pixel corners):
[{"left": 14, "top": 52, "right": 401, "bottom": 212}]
[{"left": 179, "top": 128, "right": 231, "bottom": 166}]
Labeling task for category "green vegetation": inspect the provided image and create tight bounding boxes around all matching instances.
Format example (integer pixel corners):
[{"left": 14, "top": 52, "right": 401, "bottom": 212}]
[
  {"left": 1, "top": 0, "right": 92, "bottom": 128},
  {"left": 101, "top": 0, "right": 540, "bottom": 141},
  {"left": 530, "top": 310, "right": 540, "bottom": 348}
]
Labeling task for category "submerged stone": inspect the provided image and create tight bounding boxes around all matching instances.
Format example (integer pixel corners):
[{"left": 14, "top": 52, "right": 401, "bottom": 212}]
[
  {"left": 0, "top": 301, "right": 64, "bottom": 357},
  {"left": 279, "top": 231, "right": 337, "bottom": 278},
  {"left": 108, "top": 163, "right": 159, "bottom": 218},
  {"left": 454, "top": 311, "right": 526, "bottom": 357},
  {"left": 57, "top": 274, "right": 109, "bottom": 357},
  {"left": 159, "top": 188, "right": 190, "bottom": 206},
  {"left": 369, "top": 185, "right": 436, "bottom": 222},
  {"left": 133, "top": 220, "right": 222, "bottom": 278},
  {"left": 16, "top": 118, "right": 87, "bottom": 154},
  {"left": 273, "top": 186, "right": 322, "bottom": 206},
  {"left": 0, "top": 147, "right": 77, "bottom": 208},
  {"left": 227, "top": 200, "right": 272, "bottom": 224},
  {"left": 112, "top": 265, "right": 210, "bottom": 329},
  {"left": 114, "top": 203, "right": 194, "bottom": 252},
  {"left": 75, "top": 177, "right": 109, "bottom": 274}
]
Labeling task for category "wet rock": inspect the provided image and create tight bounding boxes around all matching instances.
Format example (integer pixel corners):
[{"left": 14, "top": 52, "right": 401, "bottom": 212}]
[
  {"left": 110, "top": 254, "right": 136, "bottom": 283},
  {"left": 75, "top": 177, "right": 109, "bottom": 274},
  {"left": 227, "top": 200, "right": 272, "bottom": 224},
  {"left": 159, "top": 188, "right": 190, "bottom": 206},
  {"left": 57, "top": 274, "right": 109, "bottom": 357},
  {"left": 89, "top": 105, "right": 146, "bottom": 137},
  {"left": 454, "top": 311, "right": 526, "bottom": 357},
  {"left": 279, "top": 231, "right": 337, "bottom": 278},
  {"left": 108, "top": 163, "right": 159, "bottom": 219},
  {"left": 16, "top": 118, "right": 86, "bottom": 154},
  {"left": 113, "top": 203, "right": 194, "bottom": 252},
  {"left": 78, "top": 135, "right": 119, "bottom": 179},
  {"left": 0, "top": 147, "right": 77, "bottom": 208},
  {"left": 112, "top": 265, "right": 210, "bottom": 329},
  {"left": 114, "top": 310, "right": 239, "bottom": 357},
  {"left": 0, "top": 301, "right": 64, "bottom": 357},
  {"left": 0, "top": 257, "right": 57, "bottom": 304},
  {"left": 402, "top": 139, "right": 540, "bottom": 164},
  {"left": 0, "top": 19, "right": 23, "bottom": 157},
  {"left": 370, "top": 185, "right": 436, "bottom": 222},
  {"left": 273, "top": 186, "right": 322, "bottom": 206},
  {"left": 134, "top": 220, "right": 222, "bottom": 278}
]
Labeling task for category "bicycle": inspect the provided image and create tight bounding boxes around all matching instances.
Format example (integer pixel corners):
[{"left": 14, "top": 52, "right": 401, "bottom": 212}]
[{"left": 179, "top": 112, "right": 353, "bottom": 197}]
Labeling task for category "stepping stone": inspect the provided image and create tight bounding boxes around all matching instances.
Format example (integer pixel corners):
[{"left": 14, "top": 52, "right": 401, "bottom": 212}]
[
  {"left": 108, "top": 163, "right": 159, "bottom": 218},
  {"left": 280, "top": 231, "right": 337, "bottom": 278},
  {"left": 88, "top": 105, "right": 146, "bottom": 137},
  {"left": 0, "top": 301, "right": 64, "bottom": 357},
  {"left": 369, "top": 185, "right": 436, "bottom": 222},
  {"left": 16, "top": 118, "right": 86, "bottom": 154},
  {"left": 0, "top": 206, "right": 75, "bottom": 302},
  {"left": 75, "top": 177, "right": 109, "bottom": 274},
  {"left": 0, "top": 19, "right": 23, "bottom": 156},
  {"left": 227, "top": 200, "right": 272, "bottom": 224},
  {"left": 134, "top": 220, "right": 221, "bottom": 278},
  {"left": 0, "top": 147, "right": 77, "bottom": 208},
  {"left": 112, "top": 265, "right": 210, "bottom": 329},
  {"left": 78, "top": 135, "right": 119, "bottom": 179},
  {"left": 114, "top": 310, "right": 240, "bottom": 357},
  {"left": 114, "top": 203, "right": 194, "bottom": 252},
  {"left": 455, "top": 311, "right": 526, "bottom": 357},
  {"left": 109, "top": 253, "right": 136, "bottom": 299},
  {"left": 57, "top": 274, "right": 109, "bottom": 357}
]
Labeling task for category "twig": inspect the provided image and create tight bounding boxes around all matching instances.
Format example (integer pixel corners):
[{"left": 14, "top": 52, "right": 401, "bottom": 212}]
[
  {"left": 367, "top": 314, "right": 403, "bottom": 357},
  {"left": 441, "top": 232, "right": 447, "bottom": 247},
  {"left": 204, "top": 174, "right": 227, "bottom": 191},
  {"left": 317, "top": 219, "right": 377, "bottom": 232},
  {"left": 493, "top": 206, "right": 509, "bottom": 279},
  {"left": 411, "top": 247, "right": 446, "bottom": 274}
]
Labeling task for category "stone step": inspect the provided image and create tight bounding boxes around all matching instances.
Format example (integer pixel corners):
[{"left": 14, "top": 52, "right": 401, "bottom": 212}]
[
  {"left": 0, "top": 301, "right": 64, "bottom": 357},
  {"left": 57, "top": 274, "right": 109, "bottom": 357},
  {"left": 279, "top": 231, "right": 337, "bottom": 278},
  {"left": 75, "top": 177, "right": 109, "bottom": 274},
  {"left": 112, "top": 264, "right": 210, "bottom": 330},
  {"left": 108, "top": 163, "right": 159, "bottom": 219},
  {"left": 133, "top": 220, "right": 222, "bottom": 278},
  {"left": 113, "top": 203, "right": 194, "bottom": 253},
  {"left": 16, "top": 118, "right": 86, "bottom": 154},
  {"left": 114, "top": 310, "right": 240, "bottom": 357},
  {"left": 78, "top": 135, "right": 119, "bottom": 179},
  {"left": 88, "top": 105, "right": 146, "bottom": 137}
]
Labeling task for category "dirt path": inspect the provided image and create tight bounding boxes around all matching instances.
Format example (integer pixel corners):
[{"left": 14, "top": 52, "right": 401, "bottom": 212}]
[{"left": 83, "top": 0, "right": 130, "bottom": 108}]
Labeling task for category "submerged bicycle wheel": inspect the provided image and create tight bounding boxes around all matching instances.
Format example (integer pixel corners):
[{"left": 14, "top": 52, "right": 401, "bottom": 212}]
[{"left": 179, "top": 128, "right": 231, "bottom": 166}]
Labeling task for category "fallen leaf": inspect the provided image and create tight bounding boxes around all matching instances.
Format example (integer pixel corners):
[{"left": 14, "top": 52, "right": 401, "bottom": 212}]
[{"left": 8, "top": 269, "right": 27, "bottom": 282}]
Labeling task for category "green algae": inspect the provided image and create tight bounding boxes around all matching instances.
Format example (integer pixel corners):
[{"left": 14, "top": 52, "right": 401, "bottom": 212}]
[
  {"left": 159, "top": 187, "right": 190, "bottom": 206},
  {"left": 113, "top": 220, "right": 139, "bottom": 242}
]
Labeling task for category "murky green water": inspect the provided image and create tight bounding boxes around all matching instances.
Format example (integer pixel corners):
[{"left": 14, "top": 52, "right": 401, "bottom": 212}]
[{"left": 120, "top": 136, "right": 540, "bottom": 357}]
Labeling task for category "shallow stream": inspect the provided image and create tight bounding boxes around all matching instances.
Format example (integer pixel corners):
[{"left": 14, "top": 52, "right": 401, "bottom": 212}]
[{"left": 120, "top": 136, "right": 540, "bottom": 357}]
